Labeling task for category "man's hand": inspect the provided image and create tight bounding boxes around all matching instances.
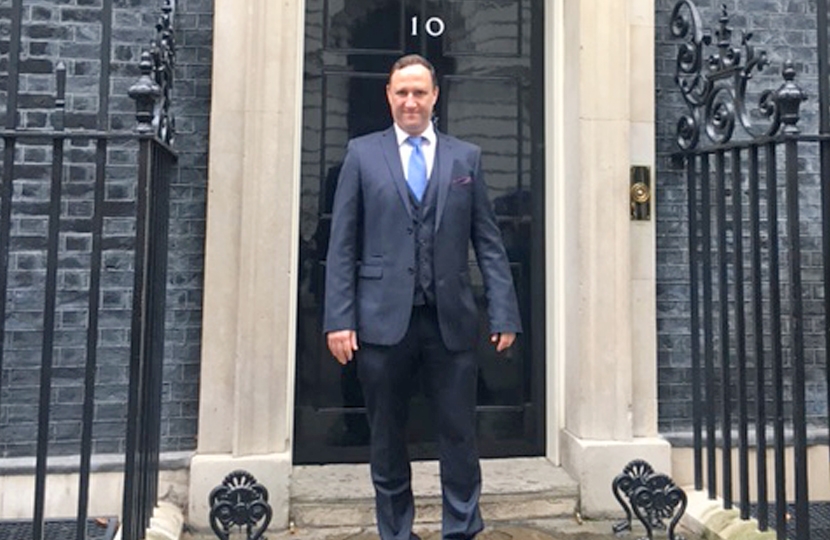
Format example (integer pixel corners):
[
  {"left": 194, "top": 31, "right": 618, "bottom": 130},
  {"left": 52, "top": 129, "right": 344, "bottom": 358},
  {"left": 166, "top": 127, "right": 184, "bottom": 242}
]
[
  {"left": 490, "top": 332, "right": 516, "bottom": 353},
  {"left": 327, "top": 329, "right": 359, "bottom": 365}
]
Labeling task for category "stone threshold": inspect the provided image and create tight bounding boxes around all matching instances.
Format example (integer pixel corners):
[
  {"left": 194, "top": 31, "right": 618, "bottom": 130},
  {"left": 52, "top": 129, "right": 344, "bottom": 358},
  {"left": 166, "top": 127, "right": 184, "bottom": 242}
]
[{"left": 290, "top": 457, "right": 579, "bottom": 529}]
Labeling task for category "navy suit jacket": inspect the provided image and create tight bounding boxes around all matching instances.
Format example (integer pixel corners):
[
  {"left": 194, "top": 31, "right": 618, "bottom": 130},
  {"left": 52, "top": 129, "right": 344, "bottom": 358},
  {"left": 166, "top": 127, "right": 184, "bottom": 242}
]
[{"left": 324, "top": 126, "right": 522, "bottom": 351}]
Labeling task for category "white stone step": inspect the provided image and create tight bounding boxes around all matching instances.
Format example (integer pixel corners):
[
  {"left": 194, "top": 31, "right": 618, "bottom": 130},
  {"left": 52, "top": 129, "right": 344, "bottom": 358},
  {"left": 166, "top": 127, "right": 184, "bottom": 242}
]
[{"left": 290, "top": 458, "right": 579, "bottom": 529}]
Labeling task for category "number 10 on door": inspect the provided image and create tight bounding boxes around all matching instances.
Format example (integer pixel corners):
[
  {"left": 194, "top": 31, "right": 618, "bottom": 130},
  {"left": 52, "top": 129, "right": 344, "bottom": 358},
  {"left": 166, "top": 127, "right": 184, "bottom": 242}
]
[{"left": 411, "top": 16, "right": 446, "bottom": 37}]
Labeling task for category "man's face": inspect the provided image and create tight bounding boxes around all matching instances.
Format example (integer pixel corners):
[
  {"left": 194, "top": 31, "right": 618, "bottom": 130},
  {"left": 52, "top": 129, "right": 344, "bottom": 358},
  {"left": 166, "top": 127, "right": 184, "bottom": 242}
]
[{"left": 386, "top": 64, "right": 439, "bottom": 136}]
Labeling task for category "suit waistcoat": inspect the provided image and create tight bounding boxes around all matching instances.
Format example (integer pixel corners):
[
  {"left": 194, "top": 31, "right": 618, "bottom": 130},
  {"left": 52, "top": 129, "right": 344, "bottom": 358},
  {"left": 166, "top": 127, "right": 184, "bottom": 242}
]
[{"left": 410, "top": 168, "right": 438, "bottom": 306}]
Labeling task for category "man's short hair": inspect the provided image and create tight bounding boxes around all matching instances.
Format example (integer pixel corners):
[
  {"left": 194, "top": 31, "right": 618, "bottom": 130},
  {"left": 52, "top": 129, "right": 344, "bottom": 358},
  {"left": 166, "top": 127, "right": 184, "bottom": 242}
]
[{"left": 389, "top": 54, "right": 438, "bottom": 88}]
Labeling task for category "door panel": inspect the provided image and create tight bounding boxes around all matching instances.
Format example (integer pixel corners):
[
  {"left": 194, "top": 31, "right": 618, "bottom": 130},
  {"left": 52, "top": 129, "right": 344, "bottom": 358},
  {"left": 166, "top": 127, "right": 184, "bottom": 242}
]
[{"left": 295, "top": 0, "right": 545, "bottom": 463}]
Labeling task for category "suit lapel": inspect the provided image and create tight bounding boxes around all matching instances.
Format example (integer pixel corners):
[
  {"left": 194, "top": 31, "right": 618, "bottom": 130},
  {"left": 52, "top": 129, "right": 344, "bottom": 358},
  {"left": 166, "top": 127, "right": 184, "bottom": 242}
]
[
  {"left": 434, "top": 132, "right": 453, "bottom": 232},
  {"left": 380, "top": 127, "right": 413, "bottom": 218}
]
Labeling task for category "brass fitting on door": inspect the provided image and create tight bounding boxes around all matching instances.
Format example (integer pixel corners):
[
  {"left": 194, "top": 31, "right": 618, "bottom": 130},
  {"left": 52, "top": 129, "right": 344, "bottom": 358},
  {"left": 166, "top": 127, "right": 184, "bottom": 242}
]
[{"left": 630, "top": 166, "right": 651, "bottom": 221}]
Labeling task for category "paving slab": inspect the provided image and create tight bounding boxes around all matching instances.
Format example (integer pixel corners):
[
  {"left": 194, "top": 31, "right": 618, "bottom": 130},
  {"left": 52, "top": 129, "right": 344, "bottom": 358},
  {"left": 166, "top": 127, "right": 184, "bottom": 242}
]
[
  {"left": 239, "top": 518, "right": 627, "bottom": 540},
  {"left": 296, "top": 528, "right": 564, "bottom": 539},
  {"left": 196, "top": 527, "right": 592, "bottom": 540},
  {"left": 183, "top": 517, "right": 699, "bottom": 540}
]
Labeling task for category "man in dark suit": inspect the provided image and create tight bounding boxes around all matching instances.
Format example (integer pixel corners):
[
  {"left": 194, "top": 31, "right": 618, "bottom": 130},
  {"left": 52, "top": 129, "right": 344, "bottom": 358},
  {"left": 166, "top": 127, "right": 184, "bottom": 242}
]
[{"left": 324, "top": 54, "right": 522, "bottom": 540}]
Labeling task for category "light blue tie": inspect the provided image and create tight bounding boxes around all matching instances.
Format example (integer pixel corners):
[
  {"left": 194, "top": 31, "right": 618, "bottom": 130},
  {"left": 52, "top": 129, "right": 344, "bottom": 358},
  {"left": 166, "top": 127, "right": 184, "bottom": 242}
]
[{"left": 406, "top": 136, "right": 428, "bottom": 202}]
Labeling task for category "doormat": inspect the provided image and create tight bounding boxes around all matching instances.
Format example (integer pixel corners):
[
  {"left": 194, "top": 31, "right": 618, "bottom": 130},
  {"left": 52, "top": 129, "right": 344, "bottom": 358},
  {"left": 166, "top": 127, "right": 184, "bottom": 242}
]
[
  {"left": 751, "top": 502, "right": 830, "bottom": 540},
  {"left": 0, "top": 517, "right": 117, "bottom": 540}
]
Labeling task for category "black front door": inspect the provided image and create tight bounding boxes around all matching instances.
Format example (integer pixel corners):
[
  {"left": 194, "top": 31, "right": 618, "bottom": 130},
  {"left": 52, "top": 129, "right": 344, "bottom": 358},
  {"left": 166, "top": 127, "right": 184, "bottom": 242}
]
[{"left": 294, "top": 0, "right": 545, "bottom": 463}]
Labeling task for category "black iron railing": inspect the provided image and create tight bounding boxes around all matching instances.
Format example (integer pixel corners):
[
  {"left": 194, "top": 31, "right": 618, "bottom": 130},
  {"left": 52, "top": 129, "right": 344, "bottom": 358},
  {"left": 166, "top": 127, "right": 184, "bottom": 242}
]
[
  {"left": 670, "top": 2, "right": 830, "bottom": 540},
  {"left": 0, "top": 1, "right": 176, "bottom": 539},
  {"left": 120, "top": 132, "right": 175, "bottom": 540}
]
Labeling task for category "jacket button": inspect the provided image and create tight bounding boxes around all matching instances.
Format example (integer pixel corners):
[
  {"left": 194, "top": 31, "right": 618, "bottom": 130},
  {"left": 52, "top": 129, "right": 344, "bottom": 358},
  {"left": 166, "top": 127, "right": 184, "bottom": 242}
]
[
  {"left": 407, "top": 267, "right": 414, "bottom": 275},
  {"left": 407, "top": 227, "right": 413, "bottom": 235}
]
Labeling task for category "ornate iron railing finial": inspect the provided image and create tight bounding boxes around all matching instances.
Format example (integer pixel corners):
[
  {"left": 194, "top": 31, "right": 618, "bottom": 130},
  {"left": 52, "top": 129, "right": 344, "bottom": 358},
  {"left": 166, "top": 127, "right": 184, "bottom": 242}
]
[
  {"left": 670, "top": 0, "right": 807, "bottom": 150},
  {"left": 128, "top": 0, "right": 176, "bottom": 144},
  {"left": 52, "top": 62, "right": 67, "bottom": 132},
  {"left": 128, "top": 52, "right": 161, "bottom": 134},
  {"left": 775, "top": 60, "right": 808, "bottom": 135}
]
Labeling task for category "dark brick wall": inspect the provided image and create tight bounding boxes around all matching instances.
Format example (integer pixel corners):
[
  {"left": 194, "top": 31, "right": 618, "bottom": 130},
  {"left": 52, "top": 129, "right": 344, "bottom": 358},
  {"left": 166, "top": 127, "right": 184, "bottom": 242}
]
[
  {"left": 2, "top": 0, "right": 823, "bottom": 459},
  {"left": 158, "top": 0, "right": 210, "bottom": 455},
  {"left": 0, "top": 0, "right": 210, "bottom": 458},
  {"left": 655, "top": 0, "right": 828, "bottom": 436}
]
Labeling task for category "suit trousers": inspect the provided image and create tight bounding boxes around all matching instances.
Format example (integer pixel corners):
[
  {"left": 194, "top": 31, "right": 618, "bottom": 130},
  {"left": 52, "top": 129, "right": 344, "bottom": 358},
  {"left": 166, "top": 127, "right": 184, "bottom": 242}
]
[{"left": 357, "top": 306, "right": 484, "bottom": 540}]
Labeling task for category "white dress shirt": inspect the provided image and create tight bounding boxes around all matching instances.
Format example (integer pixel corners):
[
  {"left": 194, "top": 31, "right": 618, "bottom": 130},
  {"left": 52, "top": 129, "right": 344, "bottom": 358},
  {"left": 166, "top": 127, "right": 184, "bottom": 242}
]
[{"left": 394, "top": 122, "right": 436, "bottom": 182}]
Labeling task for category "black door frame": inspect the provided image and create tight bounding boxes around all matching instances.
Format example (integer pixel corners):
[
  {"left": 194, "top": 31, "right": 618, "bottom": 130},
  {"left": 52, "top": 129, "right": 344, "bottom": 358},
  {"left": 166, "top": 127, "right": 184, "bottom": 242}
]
[{"left": 293, "top": 0, "right": 547, "bottom": 464}]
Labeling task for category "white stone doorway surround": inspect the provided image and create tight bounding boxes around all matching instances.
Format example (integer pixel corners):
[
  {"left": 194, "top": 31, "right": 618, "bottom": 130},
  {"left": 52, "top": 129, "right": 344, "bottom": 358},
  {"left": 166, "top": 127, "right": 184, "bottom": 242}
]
[{"left": 187, "top": 0, "right": 667, "bottom": 533}]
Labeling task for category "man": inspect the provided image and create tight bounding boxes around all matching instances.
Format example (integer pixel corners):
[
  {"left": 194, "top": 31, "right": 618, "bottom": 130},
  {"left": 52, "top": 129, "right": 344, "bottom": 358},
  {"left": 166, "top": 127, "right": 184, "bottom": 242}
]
[{"left": 324, "top": 54, "right": 521, "bottom": 540}]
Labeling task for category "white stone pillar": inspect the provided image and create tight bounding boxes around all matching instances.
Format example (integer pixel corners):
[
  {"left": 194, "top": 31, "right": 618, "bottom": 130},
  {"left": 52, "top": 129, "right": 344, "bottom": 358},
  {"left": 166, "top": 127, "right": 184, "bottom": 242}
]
[
  {"left": 188, "top": 0, "right": 304, "bottom": 531},
  {"left": 552, "top": 0, "right": 670, "bottom": 517},
  {"left": 629, "top": 0, "right": 660, "bottom": 441}
]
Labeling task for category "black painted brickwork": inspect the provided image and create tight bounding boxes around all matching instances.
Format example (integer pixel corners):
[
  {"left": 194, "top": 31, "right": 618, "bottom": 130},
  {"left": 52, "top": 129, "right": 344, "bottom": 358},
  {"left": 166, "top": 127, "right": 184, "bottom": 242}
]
[
  {"left": 0, "top": 0, "right": 210, "bottom": 458},
  {"left": 655, "top": 0, "right": 829, "bottom": 435},
  {"left": 2, "top": 0, "right": 823, "bottom": 459}
]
